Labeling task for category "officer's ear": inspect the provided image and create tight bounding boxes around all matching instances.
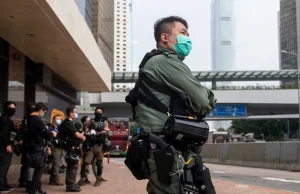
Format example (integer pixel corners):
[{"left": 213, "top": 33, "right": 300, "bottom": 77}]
[{"left": 161, "top": 33, "right": 169, "bottom": 44}]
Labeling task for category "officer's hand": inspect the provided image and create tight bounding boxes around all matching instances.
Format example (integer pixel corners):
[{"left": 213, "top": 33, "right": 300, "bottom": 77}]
[
  {"left": 82, "top": 136, "right": 86, "bottom": 142},
  {"left": 47, "top": 148, "right": 52, "bottom": 156},
  {"left": 52, "top": 131, "right": 57, "bottom": 138},
  {"left": 18, "top": 140, "right": 23, "bottom": 145},
  {"left": 6, "top": 145, "right": 12, "bottom": 153}
]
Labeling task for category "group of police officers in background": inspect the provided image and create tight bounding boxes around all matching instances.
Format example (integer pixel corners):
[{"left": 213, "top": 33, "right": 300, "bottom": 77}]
[{"left": 0, "top": 102, "right": 109, "bottom": 194}]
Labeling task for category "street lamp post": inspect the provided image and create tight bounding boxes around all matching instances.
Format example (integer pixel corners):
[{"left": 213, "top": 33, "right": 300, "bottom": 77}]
[{"left": 281, "top": 50, "right": 300, "bottom": 139}]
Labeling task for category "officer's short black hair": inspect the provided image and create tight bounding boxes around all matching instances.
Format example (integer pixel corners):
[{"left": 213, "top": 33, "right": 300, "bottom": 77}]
[
  {"left": 81, "top": 116, "right": 89, "bottom": 124},
  {"left": 66, "top": 107, "right": 76, "bottom": 117},
  {"left": 154, "top": 16, "right": 188, "bottom": 43},
  {"left": 2, "top": 101, "right": 16, "bottom": 110},
  {"left": 34, "top": 102, "right": 48, "bottom": 112},
  {"left": 95, "top": 107, "right": 104, "bottom": 113}
]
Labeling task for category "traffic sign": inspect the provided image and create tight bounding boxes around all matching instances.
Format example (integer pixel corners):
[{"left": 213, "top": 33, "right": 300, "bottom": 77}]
[{"left": 209, "top": 104, "right": 247, "bottom": 117}]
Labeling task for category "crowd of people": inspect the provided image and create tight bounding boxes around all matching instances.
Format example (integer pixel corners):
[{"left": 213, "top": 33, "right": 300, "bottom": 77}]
[{"left": 0, "top": 101, "right": 110, "bottom": 194}]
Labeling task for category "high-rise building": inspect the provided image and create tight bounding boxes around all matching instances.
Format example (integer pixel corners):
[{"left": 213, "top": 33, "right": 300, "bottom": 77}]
[
  {"left": 279, "top": 0, "right": 298, "bottom": 86},
  {"left": 211, "top": 0, "right": 236, "bottom": 74},
  {"left": 211, "top": 0, "right": 236, "bottom": 130},
  {"left": 113, "top": 0, "right": 132, "bottom": 90}
]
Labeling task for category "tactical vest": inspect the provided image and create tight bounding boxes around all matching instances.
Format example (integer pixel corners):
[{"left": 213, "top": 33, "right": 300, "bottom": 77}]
[{"left": 125, "top": 49, "right": 195, "bottom": 119}]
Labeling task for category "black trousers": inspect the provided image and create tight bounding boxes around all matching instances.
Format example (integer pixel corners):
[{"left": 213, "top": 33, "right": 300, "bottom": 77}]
[
  {"left": 0, "top": 152, "right": 13, "bottom": 187},
  {"left": 66, "top": 162, "right": 78, "bottom": 188},
  {"left": 19, "top": 149, "right": 29, "bottom": 184},
  {"left": 28, "top": 152, "right": 45, "bottom": 189}
]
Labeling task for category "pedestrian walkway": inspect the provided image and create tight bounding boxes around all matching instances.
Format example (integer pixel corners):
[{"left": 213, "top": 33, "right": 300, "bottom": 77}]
[{"left": 7, "top": 160, "right": 299, "bottom": 194}]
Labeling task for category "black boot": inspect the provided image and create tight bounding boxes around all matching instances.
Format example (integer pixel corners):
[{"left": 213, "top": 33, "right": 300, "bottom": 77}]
[
  {"left": 26, "top": 181, "right": 32, "bottom": 193},
  {"left": 38, "top": 182, "right": 46, "bottom": 194}
]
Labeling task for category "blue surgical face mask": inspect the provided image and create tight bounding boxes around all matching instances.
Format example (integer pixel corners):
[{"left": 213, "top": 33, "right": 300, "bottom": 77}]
[
  {"left": 56, "top": 119, "right": 62, "bottom": 126},
  {"left": 169, "top": 34, "right": 192, "bottom": 57},
  {"left": 74, "top": 113, "right": 78, "bottom": 119}
]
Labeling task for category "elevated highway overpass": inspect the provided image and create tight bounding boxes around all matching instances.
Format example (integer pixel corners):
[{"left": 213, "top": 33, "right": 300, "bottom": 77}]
[{"left": 80, "top": 89, "right": 299, "bottom": 119}]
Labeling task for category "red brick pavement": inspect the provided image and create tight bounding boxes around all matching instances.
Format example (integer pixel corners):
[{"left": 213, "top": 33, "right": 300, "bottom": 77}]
[{"left": 6, "top": 161, "right": 299, "bottom": 194}]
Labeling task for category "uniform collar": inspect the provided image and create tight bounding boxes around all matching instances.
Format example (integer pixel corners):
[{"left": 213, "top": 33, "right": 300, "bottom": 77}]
[{"left": 157, "top": 47, "right": 185, "bottom": 61}]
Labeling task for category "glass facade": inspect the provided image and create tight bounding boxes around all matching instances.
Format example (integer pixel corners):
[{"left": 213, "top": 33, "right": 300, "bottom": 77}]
[
  {"left": 74, "top": 0, "right": 93, "bottom": 30},
  {"left": 279, "top": 0, "right": 298, "bottom": 86}
]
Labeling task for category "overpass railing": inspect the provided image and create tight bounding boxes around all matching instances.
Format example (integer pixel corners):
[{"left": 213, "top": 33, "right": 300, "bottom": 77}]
[{"left": 113, "top": 84, "right": 299, "bottom": 92}]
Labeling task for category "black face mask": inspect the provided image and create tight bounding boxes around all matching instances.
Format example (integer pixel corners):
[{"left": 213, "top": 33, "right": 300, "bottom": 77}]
[
  {"left": 4, "top": 108, "right": 16, "bottom": 117},
  {"left": 95, "top": 113, "right": 102, "bottom": 120}
]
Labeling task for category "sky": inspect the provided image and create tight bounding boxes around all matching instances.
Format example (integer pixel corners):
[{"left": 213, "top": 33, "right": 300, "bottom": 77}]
[{"left": 131, "top": 0, "right": 280, "bottom": 74}]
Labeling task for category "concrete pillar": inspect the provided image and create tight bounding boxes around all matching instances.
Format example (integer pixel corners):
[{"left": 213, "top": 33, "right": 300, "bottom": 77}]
[{"left": 212, "top": 81, "right": 217, "bottom": 90}]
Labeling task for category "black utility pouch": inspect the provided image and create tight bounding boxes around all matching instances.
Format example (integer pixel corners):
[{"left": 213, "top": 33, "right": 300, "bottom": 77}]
[
  {"left": 194, "top": 155, "right": 216, "bottom": 194},
  {"left": 124, "top": 135, "right": 150, "bottom": 180},
  {"left": 153, "top": 150, "right": 174, "bottom": 185},
  {"left": 164, "top": 116, "right": 210, "bottom": 145}
]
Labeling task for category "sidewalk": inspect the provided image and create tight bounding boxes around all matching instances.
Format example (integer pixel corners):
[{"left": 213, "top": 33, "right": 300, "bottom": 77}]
[{"left": 7, "top": 161, "right": 299, "bottom": 194}]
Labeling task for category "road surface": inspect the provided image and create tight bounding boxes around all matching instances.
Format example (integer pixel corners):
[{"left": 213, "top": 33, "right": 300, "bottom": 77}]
[{"left": 111, "top": 157, "right": 300, "bottom": 193}]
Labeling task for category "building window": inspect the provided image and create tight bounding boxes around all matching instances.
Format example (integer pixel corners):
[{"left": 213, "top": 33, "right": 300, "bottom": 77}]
[
  {"left": 123, "top": 52, "right": 126, "bottom": 54},
  {"left": 117, "top": 35, "right": 120, "bottom": 37},
  {"left": 117, "top": 43, "right": 120, "bottom": 45},
  {"left": 123, "top": 27, "right": 126, "bottom": 30},
  {"left": 117, "top": 6, "right": 120, "bottom": 8},
  {"left": 117, "top": 56, "right": 120, "bottom": 58},
  {"left": 117, "top": 64, "right": 120, "bottom": 66},
  {"left": 117, "top": 47, "right": 120, "bottom": 50},
  {"left": 123, "top": 69, "right": 126, "bottom": 71},
  {"left": 124, "top": 15, "right": 126, "bottom": 17},
  {"left": 117, "top": 31, "right": 120, "bottom": 33},
  {"left": 123, "top": 65, "right": 126, "bottom": 67},
  {"left": 117, "top": 52, "right": 120, "bottom": 54},
  {"left": 117, "top": 68, "right": 120, "bottom": 71},
  {"left": 123, "top": 48, "right": 126, "bottom": 50},
  {"left": 123, "top": 44, "right": 126, "bottom": 46},
  {"left": 117, "top": 39, "right": 120, "bottom": 41},
  {"left": 123, "top": 56, "right": 126, "bottom": 58},
  {"left": 117, "top": 10, "right": 120, "bottom": 12},
  {"left": 117, "top": 14, "right": 120, "bottom": 17},
  {"left": 123, "top": 36, "right": 126, "bottom": 38}
]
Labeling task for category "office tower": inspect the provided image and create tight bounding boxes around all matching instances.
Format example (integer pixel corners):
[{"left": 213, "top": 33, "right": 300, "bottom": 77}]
[
  {"left": 211, "top": 0, "right": 236, "bottom": 76},
  {"left": 211, "top": 0, "right": 236, "bottom": 129},
  {"left": 279, "top": 0, "right": 299, "bottom": 86}
]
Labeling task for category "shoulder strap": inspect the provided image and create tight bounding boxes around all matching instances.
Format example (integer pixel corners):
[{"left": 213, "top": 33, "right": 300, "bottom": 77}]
[{"left": 139, "top": 78, "right": 170, "bottom": 115}]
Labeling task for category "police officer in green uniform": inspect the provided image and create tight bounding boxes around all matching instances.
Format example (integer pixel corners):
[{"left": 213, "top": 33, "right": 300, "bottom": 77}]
[
  {"left": 128, "top": 16, "right": 217, "bottom": 194},
  {"left": 77, "top": 107, "right": 109, "bottom": 187}
]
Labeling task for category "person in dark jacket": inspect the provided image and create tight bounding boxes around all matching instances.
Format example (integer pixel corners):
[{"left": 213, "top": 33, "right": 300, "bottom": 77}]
[
  {"left": 26, "top": 102, "right": 57, "bottom": 194},
  {"left": 0, "top": 101, "right": 19, "bottom": 193}
]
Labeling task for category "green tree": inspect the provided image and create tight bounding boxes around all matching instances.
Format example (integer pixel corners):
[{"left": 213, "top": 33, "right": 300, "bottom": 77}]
[
  {"left": 216, "top": 127, "right": 225, "bottom": 132},
  {"left": 230, "top": 120, "right": 286, "bottom": 141}
]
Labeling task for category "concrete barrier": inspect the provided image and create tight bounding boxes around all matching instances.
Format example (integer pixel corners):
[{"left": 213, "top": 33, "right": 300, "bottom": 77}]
[{"left": 202, "top": 142, "right": 300, "bottom": 172}]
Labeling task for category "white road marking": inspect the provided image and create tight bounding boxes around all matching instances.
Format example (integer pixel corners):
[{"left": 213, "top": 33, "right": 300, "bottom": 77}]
[
  {"left": 262, "top": 177, "right": 300, "bottom": 184},
  {"left": 235, "top": 184, "right": 249, "bottom": 189},
  {"left": 213, "top": 171, "right": 226, "bottom": 174}
]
